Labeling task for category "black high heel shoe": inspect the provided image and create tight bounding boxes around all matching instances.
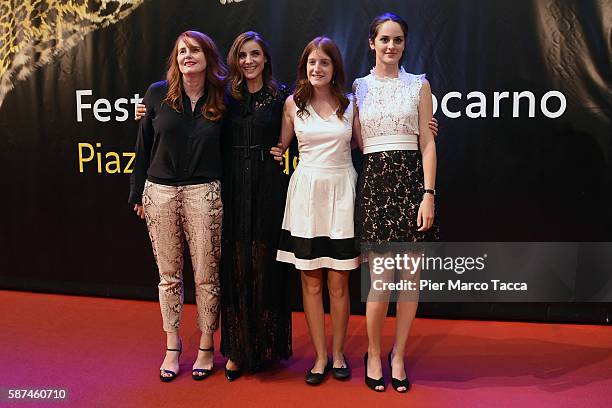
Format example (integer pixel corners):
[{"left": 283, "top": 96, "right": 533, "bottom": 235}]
[
  {"left": 159, "top": 341, "right": 182, "bottom": 383},
  {"left": 192, "top": 346, "right": 214, "bottom": 381},
  {"left": 364, "top": 352, "right": 385, "bottom": 392},
  {"left": 305, "top": 359, "right": 331, "bottom": 386},
  {"left": 388, "top": 350, "right": 410, "bottom": 393},
  {"left": 331, "top": 354, "right": 351, "bottom": 380},
  {"left": 225, "top": 360, "right": 242, "bottom": 382}
]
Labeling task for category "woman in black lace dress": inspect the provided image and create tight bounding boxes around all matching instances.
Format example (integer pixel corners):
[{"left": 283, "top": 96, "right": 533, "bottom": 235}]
[{"left": 219, "top": 31, "right": 292, "bottom": 379}]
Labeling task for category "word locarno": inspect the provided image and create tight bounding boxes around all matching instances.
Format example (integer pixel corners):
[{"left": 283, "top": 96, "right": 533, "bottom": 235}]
[
  {"left": 431, "top": 90, "right": 566, "bottom": 119},
  {"left": 75, "top": 89, "right": 566, "bottom": 122}
]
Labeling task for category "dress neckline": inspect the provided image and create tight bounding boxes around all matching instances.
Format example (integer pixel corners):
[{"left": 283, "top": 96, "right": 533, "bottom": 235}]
[
  {"left": 308, "top": 103, "right": 338, "bottom": 121},
  {"left": 370, "top": 66, "right": 407, "bottom": 82},
  {"left": 240, "top": 84, "right": 271, "bottom": 116}
]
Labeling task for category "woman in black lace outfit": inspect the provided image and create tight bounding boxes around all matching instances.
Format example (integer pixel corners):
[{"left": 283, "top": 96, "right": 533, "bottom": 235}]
[{"left": 219, "top": 31, "right": 292, "bottom": 379}]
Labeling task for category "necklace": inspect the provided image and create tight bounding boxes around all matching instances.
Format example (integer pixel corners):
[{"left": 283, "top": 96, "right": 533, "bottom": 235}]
[{"left": 189, "top": 91, "right": 203, "bottom": 108}]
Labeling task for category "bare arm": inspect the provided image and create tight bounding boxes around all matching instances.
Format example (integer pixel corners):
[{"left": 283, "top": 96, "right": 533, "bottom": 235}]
[
  {"left": 279, "top": 95, "right": 296, "bottom": 150},
  {"left": 351, "top": 84, "right": 364, "bottom": 151},
  {"left": 270, "top": 94, "right": 296, "bottom": 161},
  {"left": 417, "top": 79, "right": 437, "bottom": 231}
]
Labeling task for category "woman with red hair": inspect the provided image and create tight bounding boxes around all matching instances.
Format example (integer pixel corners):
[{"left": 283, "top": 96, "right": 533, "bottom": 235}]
[
  {"left": 129, "top": 30, "right": 226, "bottom": 382},
  {"left": 273, "top": 36, "right": 358, "bottom": 385}
]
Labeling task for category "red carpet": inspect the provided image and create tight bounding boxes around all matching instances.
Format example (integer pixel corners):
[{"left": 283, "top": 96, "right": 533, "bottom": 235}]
[{"left": 1, "top": 290, "right": 610, "bottom": 407}]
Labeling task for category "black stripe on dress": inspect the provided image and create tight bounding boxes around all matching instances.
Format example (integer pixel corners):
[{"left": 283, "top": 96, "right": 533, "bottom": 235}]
[{"left": 278, "top": 229, "right": 359, "bottom": 260}]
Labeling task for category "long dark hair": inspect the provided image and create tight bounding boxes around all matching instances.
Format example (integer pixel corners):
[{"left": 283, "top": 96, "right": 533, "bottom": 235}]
[
  {"left": 294, "top": 36, "right": 349, "bottom": 120},
  {"left": 163, "top": 30, "right": 227, "bottom": 121},
  {"left": 227, "top": 31, "right": 278, "bottom": 100},
  {"left": 368, "top": 12, "right": 409, "bottom": 67}
]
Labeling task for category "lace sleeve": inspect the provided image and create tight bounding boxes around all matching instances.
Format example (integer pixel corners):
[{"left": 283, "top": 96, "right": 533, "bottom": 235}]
[
  {"left": 398, "top": 72, "right": 427, "bottom": 106},
  {"left": 352, "top": 78, "right": 364, "bottom": 109},
  {"left": 414, "top": 74, "right": 427, "bottom": 104}
]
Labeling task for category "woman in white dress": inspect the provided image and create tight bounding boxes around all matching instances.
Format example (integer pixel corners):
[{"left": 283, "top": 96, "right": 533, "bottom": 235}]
[
  {"left": 353, "top": 13, "right": 438, "bottom": 393},
  {"left": 272, "top": 36, "right": 358, "bottom": 385}
]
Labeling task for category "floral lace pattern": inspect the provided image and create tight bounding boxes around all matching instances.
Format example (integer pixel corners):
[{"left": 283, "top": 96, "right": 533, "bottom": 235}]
[
  {"left": 354, "top": 68, "right": 424, "bottom": 142},
  {"left": 240, "top": 84, "right": 290, "bottom": 117},
  {"left": 355, "top": 151, "right": 439, "bottom": 244}
]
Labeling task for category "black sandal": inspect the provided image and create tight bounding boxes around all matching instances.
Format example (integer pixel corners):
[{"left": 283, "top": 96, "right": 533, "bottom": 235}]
[
  {"left": 388, "top": 350, "right": 411, "bottom": 393},
  {"left": 364, "top": 352, "right": 385, "bottom": 392},
  {"left": 224, "top": 359, "right": 242, "bottom": 382},
  {"left": 192, "top": 346, "right": 214, "bottom": 381},
  {"left": 159, "top": 346, "right": 182, "bottom": 383}
]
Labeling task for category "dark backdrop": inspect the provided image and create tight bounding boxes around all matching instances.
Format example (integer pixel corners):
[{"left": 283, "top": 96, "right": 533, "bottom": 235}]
[{"left": 1, "top": 0, "right": 610, "bottom": 323}]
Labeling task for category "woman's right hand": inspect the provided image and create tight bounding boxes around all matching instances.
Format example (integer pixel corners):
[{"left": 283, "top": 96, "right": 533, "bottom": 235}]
[
  {"left": 135, "top": 104, "right": 146, "bottom": 120},
  {"left": 133, "top": 204, "right": 145, "bottom": 219},
  {"left": 428, "top": 117, "right": 439, "bottom": 137}
]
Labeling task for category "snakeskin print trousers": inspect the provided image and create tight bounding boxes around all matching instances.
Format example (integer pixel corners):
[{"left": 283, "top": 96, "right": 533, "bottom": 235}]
[{"left": 142, "top": 180, "right": 223, "bottom": 333}]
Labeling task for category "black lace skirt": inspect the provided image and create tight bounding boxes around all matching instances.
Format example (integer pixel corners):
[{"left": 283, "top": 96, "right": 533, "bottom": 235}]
[
  {"left": 355, "top": 150, "right": 439, "bottom": 245},
  {"left": 219, "top": 145, "right": 292, "bottom": 372},
  {"left": 219, "top": 240, "right": 292, "bottom": 372}
]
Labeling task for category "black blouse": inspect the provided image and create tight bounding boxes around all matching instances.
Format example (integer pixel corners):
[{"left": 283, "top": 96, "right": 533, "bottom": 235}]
[{"left": 128, "top": 80, "right": 222, "bottom": 205}]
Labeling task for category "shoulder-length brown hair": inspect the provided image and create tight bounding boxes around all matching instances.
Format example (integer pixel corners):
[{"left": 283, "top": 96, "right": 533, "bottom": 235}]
[
  {"left": 294, "top": 36, "right": 349, "bottom": 120},
  {"left": 163, "top": 30, "right": 227, "bottom": 121},
  {"left": 227, "top": 31, "right": 278, "bottom": 100}
]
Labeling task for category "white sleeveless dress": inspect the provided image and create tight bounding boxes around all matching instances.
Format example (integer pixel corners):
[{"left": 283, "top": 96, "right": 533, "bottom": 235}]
[{"left": 276, "top": 102, "right": 359, "bottom": 270}]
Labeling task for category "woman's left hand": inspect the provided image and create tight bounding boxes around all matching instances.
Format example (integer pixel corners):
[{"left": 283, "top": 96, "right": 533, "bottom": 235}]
[
  {"left": 269, "top": 142, "right": 285, "bottom": 166},
  {"left": 417, "top": 195, "right": 435, "bottom": 232}
]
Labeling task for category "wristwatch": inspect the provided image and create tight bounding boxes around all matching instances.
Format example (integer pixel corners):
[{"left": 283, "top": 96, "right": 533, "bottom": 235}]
[{"left": 423, "top": 189, "right": 436, "bottom": 196}]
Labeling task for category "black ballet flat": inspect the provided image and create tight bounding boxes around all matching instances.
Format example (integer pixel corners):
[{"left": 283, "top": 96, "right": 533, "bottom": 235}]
[
  {"left": 364, "top": 352, "right": 385, "bottom": 392},
  {"left": 388, "top": 350, "right": 411, "bottom": 393},
  {"left": 305, "top": 359, "right": 332, "bottom": 386},
  {"left": 331, "top": 355, "right": 351, "bottom": 380},
  {"left": 192, "top": 346, "right": 214, "bottom": 381},
  {"left": 225, "top": 361, "right": 243, "bottom": 382},
  {"left": 159, "top": 345, "right": 182, "bottom": 383}
]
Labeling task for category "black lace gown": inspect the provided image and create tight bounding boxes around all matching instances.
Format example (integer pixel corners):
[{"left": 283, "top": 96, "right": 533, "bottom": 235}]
[{"left": 220, "top": 84, "right": 292, "bottom": 372}]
